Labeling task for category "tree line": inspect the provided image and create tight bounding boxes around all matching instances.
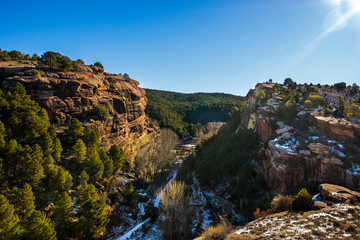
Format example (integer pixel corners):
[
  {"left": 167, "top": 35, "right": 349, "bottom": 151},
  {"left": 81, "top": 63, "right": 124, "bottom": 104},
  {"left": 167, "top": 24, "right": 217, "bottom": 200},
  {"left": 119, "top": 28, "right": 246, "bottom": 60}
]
[
  {"left": 0, "top": 83, "right": 126, "bottom": 239},
  {"left": 145, "top": 89, "right": 245, "bottom": 138}
]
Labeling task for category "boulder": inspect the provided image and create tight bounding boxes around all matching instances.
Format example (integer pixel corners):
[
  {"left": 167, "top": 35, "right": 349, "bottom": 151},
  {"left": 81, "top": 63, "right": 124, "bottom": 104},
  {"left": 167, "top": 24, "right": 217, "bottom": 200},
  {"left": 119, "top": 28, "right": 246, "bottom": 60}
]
[
  {"left": 256, "top": 117, "right": 273, "bottom": 142},
  {"left": 276, "top": 125, "right": 295, "bottom": 135},
  {"left": 281, "top": 132, "right": 291, "bottom": 140},
  {"left": 319, "top": 183, "right": 360, "bottom": 204},
  {"left": 299, "top": 150, "right": 311, "bottom": 156},
  {"left": 308, "top": 143, "right": 331, "bottom": 156},
  {"left": 313, "top": 115, "right": 359, "bottom": 140}
]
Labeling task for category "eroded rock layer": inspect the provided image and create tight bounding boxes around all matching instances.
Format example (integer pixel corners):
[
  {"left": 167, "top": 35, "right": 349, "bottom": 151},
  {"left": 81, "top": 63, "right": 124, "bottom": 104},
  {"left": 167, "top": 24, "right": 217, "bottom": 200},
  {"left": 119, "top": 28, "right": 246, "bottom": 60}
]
[
  {"left": 241, "top": 83, "right": 360, "bottom": 193},
  {"left": 0, "top": 61, "right": 159, "bottom": 164}
]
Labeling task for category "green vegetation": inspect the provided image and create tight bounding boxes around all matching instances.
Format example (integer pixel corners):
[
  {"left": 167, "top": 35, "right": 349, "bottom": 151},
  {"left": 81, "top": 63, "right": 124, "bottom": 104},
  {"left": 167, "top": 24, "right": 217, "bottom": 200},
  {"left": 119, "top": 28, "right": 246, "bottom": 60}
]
[
  {"left": 94, "top": 62, "right": 104, "bottom": 70},
  {"left": 181, "top": 111, "right": 266, "bottom": 216},
  {"left": 292, "top": 188, "right": 313, "bottom": 211},
  {"left": 93, "top": 105, "right": 110, "bottom": 121},
  {"left": 0, "top": 49, "right": 83, "bottom": 71},
  {"left": 0, "top": 83, "right": 125, "bottom": 239},
  {"left": 145, "top": 89, "right": 245, "bottom": 137}
]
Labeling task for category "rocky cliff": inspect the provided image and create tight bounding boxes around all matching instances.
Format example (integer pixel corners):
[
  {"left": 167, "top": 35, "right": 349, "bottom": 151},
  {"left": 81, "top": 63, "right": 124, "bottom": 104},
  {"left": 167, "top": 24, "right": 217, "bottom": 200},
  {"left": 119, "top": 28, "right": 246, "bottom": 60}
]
[
  {"left": 0, "top": 60, "right": 159, "bottom": 164},
  {"left": 241, "top": 83, "right": 360, "bottom": 193}
]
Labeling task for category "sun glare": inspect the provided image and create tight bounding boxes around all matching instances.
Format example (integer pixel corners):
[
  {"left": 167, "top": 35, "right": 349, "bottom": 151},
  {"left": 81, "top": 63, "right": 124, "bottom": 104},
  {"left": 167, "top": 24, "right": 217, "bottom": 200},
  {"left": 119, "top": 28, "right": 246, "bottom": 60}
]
[{"left": 334, "top": 0, "right": 360, "bottom": 13}]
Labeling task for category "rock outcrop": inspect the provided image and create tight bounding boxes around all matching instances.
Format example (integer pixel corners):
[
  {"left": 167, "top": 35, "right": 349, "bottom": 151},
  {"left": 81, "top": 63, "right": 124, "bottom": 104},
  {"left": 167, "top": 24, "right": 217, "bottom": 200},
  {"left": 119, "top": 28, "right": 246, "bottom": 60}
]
[
  {"left": 0, "top": 61, "right": 160, "bottom": 164},
  {"left": 242, "top": 83, "right": 360, "bottom": 193},
  {"left": 313, "top": 114, "right": 360, "bottom": 140},
  {"left": 319, "top": 183, "right": 360, "bottom": 204}
]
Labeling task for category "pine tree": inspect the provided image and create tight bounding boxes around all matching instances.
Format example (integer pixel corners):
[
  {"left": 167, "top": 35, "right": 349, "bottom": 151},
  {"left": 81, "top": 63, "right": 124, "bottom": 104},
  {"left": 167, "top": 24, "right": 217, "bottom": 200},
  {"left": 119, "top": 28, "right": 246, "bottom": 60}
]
[
  {"left": 23, "top": 210, "right": 57, "bottom": 240},
  {"left": 0, "top": 120, "right": 5, "bottom": 149},
  {"left": 86, "top": 145, "right": 104, "bottom": 180},
  {"left": 77, "top": 181, "right": 109, "bottom": 239},
  {"left": 65, "top": 118, "right": 84, "bottom": 146},
  {"left": 107, "top": 145, "right": 124, "bottom": 174},
  {"left": 0, "top": 162, "right": 9, "bottom": 195},
  {"left": 0, "top": 194, "right": 22, "bottom": 239},
  {"left": 99, "top": 148, "right": 113, "bottom": 179},
  {"left": 8, "top": 183, "right": 35, "bottom": 221},
  {"left": 46, "top": 165, "right": 73, "bottom": 192},
  {"left": 53, "top": 191, "right": 73, "bottom": 239},
  {"left": 53, "top": 138, "right": 63, "bottom": 162},
  {"left": 72, "top": 139, "right": 87, "bottom": 164},
  {"left": 19, "top": 145, "right": 45, "bottom": 188}
]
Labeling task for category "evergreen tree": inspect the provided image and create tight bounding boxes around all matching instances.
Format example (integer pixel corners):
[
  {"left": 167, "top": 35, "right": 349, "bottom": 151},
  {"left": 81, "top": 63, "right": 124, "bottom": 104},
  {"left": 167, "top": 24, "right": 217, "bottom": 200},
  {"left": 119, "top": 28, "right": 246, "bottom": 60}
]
[
  {"left": 0, "top": 194, "right": 22, "bottom": 239},
  {"left": 8, "top": 183, "right": 35, "bottom": 221},
  {"left": 52, "top": 138, "right": 63, "bottom": 162},
  {"left": 46, "top": 165, "right": 73, "bottom": 192},
  {"left": 77, "top": 181, "right": 109, "bottom": 239},
  {"left": 23, "top": 210, "right": 57, "bottom": 240},
  {"left": 107, "top": 145, "right": 124, "bottom": 174},
  {"left": 53, "top": 191, "right": 73, "bottom": 239},
  {"left": 86, "top": 145, "right": 104, "bottom": 180},
  {"left": 0, "top": 162, "right": 8, "bottom": 195},
  {"left": 99, "top": 148, "right": 113, "bottom": 179},
  {"left": 41, "top": 51, "right": 63, "bottom": 70},
  {"left": 19, "top": 145, "right": 45, "bottom": 188},
  {"left": 0, "top": 120, "right": 5, "bottom": 149},
  {"left": 82, "top": 126, "right": 99, "bottom": 147},
  {"left": 72, "top": 139, "right": 87, "bottom": 164},
  {"left": 65, "top": 118, "right": 84, "bottom": 146}
]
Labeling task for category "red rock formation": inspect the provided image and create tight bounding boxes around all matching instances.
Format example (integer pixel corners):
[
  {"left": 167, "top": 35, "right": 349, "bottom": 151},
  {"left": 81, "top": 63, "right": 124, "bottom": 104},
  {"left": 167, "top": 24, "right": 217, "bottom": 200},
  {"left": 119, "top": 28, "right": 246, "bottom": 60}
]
[
  {"left": 0, "top": 61, "right": 160, "bottom": 164},
  {"left": 242, "top": 83, "right": 360, "bottom": 193},
  {"left": 313, "top": 114, "right": 360, "bottom": 140}
]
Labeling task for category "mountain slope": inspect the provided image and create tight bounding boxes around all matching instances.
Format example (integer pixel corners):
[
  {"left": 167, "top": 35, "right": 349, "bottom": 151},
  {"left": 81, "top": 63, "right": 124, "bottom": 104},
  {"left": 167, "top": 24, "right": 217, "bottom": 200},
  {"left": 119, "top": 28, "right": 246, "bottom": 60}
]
[{"left": 145, "top": 89, "right": 245, "bottom": 137}]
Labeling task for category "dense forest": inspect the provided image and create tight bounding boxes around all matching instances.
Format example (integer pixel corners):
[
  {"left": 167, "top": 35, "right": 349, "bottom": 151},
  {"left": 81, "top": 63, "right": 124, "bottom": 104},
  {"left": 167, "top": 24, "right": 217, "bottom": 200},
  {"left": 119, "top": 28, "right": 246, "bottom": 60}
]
[
  {"left": 0, "top": 83, "right": 125, "bottom": 239},
  {"left": 179, "top": 110, "right": 269, "bottom": 216},
  {"left": 145, "top": 89, "right": 245, "bottom": 137}
]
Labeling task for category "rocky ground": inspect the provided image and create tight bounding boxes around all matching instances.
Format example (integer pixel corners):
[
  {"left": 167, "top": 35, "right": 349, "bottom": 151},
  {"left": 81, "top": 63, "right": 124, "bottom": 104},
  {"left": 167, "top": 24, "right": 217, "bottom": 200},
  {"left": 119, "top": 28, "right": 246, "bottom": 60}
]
[
  {"left": 241, "top": 83, "right": 360, "bottom": 194},
  {"left": 231, "top": 184, "right": 360, "bottom": 240}
]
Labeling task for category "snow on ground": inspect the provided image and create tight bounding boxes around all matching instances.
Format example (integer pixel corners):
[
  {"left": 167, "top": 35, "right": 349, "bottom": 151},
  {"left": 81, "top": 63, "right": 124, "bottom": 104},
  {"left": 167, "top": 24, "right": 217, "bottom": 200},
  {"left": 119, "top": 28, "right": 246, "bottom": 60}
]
[
  {"left": 115, "top": 219, "right": 150, "bottom": 240},
  {"left": 347, "top": 163, "right": 360, "bottom": 176},
  {"left": 234, "top": 204, "right": 360, "bottom": 240}
]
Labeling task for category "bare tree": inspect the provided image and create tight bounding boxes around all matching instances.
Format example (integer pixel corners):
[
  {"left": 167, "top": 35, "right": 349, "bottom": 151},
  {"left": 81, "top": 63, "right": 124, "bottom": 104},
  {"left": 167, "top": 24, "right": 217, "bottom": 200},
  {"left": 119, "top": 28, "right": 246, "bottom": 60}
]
[
  {"left": 135, "top": 128, "right": 178, "bottom": 181},
  {"left": 157, "top": 180, "right": 193, "bottom": 240}
]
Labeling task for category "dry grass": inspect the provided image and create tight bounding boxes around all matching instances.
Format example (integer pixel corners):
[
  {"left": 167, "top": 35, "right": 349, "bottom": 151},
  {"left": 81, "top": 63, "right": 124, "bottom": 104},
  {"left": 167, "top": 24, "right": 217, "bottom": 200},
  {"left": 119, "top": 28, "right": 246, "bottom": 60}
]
[
  {"left": 200, "top": 217, "right": 233, "bottom": 240},
  {"left": 270, "top": 194, "right": 293, "bottom": 213},
  {"left": 225, "top": 233, "right": 257, "bottom": 240},
  {"left": 232, "top": 204, "right": 360, "bottom": 240}
]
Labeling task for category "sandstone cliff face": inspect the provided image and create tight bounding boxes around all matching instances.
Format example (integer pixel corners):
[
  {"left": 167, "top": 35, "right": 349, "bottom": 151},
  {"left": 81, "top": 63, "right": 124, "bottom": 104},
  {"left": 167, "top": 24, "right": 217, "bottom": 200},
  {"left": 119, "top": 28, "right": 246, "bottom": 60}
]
[
  {"left": 0, "top": 61, "right": 159, "bottom": 164},
  {"left": 242, "top": 83, "right": 360, "bottom": 193}
]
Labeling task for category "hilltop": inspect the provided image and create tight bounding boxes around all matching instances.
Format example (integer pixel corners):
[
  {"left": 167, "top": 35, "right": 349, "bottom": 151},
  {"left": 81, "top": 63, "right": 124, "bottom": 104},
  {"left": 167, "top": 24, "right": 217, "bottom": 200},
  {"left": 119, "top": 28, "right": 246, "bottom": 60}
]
[{"left": 145, "top": 88, "right": 244, "bottom": 138}]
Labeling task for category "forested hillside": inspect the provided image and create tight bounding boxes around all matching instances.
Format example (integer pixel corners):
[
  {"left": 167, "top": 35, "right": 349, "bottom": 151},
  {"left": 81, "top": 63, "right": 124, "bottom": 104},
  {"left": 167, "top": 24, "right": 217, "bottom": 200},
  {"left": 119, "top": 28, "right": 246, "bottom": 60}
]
[
  {"left": 0, "top": 83, "right": 125, "bottom": 239},
  {"left": 145, "top": 89, "right": 245, "bottom": 137}
]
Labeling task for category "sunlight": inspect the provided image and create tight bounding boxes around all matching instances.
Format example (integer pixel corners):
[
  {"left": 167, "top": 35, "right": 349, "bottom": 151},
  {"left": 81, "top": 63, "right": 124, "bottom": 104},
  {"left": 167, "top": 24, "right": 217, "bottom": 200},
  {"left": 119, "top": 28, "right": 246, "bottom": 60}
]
[
  {"left": 331, "top": 0, "right": 360, "bottom": 13},
  {"left": 349, "top": 0, "right": 360, "bottom": 12}
]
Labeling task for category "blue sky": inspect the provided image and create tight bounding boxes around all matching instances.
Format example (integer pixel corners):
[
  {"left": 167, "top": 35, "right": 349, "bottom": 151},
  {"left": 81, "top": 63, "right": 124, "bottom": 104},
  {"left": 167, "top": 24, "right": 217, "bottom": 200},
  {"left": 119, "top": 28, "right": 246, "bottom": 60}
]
[{"left": 1, "top": 0, "right": 359, "bottom": 95}]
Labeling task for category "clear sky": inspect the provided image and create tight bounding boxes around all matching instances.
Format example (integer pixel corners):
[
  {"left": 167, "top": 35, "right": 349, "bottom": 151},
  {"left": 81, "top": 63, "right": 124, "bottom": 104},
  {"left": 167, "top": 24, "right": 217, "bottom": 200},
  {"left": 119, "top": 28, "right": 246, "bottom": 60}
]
[{"left": 1, "top": 0, "right": 359, "bottom": 95}]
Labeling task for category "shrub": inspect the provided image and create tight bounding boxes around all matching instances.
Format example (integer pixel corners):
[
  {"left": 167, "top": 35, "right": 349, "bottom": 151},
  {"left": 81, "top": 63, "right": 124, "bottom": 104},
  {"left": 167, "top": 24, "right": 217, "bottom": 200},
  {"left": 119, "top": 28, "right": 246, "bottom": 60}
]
[
  {"left": 94, "top": 62, "right": 104, "bottom": 70},
  {"left": 256, "top": 89, "right": 266, "bottom": 101},
  {"left": 93, "top": 106, "right": 109, "bottom": 121},
  {"left": 270, "top": 194, "right": 293, "bottom": 213},
  {"left": 292, "top": 188, "right": 313, "bottom": 211},
  {"left": 24, "top": 70, "right": 43, "bottom": 78},
  {"left": 200, "top": 217, "right": 233, "bottom": 240},
  {"left": 304, "top": 100, "right": 312, "bottom": 109},
  {"left": 254, "top": 208, "right": 267, "bottom": 219},
  {"left": 308, "top": 93, "right": 325, "bottom": 107}
]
